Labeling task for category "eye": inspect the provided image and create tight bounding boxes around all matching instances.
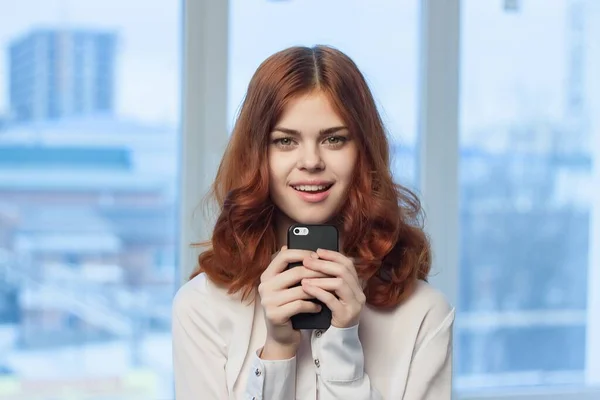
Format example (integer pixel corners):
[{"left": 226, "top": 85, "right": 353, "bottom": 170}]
[
  {"left": 271, "top": 137, "right": 296, "bottom": 148},
  {"left": 323, "top": 135, "right": 348, "bottom": 147}
]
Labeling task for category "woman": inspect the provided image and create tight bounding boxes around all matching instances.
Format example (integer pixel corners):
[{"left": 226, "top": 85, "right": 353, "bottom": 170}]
[{"left": 172, "top": 45, "right": 454, "bottom": 400}]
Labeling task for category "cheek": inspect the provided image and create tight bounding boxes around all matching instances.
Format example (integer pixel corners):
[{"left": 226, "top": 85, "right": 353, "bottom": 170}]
[
  {"left": 268, "top": 154, "right": 292, "bottom": 188},
  {"left": 333, "top": 150, "right": 358, "bottom": 181}
]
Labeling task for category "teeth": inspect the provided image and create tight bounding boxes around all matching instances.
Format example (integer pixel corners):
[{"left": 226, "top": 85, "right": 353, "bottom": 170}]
[{"left": 293, "top": 184, "right": 330, "bottom": 192}]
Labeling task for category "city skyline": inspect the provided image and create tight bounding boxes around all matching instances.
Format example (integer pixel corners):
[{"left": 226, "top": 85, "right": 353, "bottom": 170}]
[{"left": 0, "top": 0, "right": 596, "bottom": 133}]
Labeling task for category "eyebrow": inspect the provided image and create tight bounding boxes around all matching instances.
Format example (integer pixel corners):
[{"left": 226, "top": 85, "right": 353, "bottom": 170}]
[{"left": 272, "top": 126, "right": 348, "bottom": 136}]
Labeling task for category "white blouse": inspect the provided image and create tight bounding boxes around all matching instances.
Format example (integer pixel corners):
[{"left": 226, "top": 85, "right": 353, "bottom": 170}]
[{"left": 172, "top": 273, "right": 455, "bottom": 399}]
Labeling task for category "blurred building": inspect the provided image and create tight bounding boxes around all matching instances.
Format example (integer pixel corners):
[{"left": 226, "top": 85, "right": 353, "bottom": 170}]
[
  {"left": 8, "top": 28, "right": 117, "bottom": 124},
  {"left": 0, "top": 117, "right": 177, "bottom": 348}
]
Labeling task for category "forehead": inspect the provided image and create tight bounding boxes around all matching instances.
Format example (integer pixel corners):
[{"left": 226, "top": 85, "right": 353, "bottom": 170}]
[{"left": 275, "top": 92, "right": 345, "bottom": 133}]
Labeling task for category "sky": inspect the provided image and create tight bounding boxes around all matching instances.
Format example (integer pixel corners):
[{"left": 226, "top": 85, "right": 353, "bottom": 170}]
[
  {"left": 228, "top": 0, "right": 589, "bottom": 143},
  {"left": 0, "top": 0, "right": 181, "bottom": 125},
  {"left": 0, "top": 0, "right": 597, "bottom": 138},
  {"left": 228, "top": 0, "right": 420, "bottom": 141}
]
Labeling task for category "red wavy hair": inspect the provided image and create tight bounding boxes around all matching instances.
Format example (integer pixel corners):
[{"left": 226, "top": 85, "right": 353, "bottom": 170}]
[{"left": 190, "top": 45, "right": 430, "bottom": 309}]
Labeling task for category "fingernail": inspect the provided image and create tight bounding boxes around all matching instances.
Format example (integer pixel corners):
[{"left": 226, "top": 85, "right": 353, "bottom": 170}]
[{"left": 310, "top": 252, "right": 319, "bottom": 259}]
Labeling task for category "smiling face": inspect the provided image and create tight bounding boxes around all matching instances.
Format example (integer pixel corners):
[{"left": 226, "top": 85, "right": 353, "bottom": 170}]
[{"left": 268, "top": 91, "right": 358, "bottom": 231}]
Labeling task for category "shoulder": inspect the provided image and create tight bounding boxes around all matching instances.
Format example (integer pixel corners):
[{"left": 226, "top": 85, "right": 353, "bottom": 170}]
[
  {"left": 400, "top": 280, "right": 455, "bottom": 346},
  {"left": 368, "top": 280, "right": 454, "bottom": 327},
  {"left": 173, "top": 272, "right": 220, "bottom": 313},
  {"left": 172, "top": 272, "right": 252, "bottom": 332},
  {"left": 361, "top": 280, "right": 454, "bottom": 364},
  {"left": 367, "top": 280, "right": 454, "bottom": 344},
  {"left": 404, "top": 280, "right": 454, "bottom": 320}
]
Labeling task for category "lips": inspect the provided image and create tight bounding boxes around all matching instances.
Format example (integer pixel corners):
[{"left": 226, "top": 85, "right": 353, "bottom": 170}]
[
  {"left": 290, "top": 182, "right": 334, "bottom": 203},
  {"left": 291, "top": 183, "right": 333, "bottom": 193}
]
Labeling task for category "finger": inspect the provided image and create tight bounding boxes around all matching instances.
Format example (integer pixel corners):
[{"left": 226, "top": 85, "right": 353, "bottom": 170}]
[
  {"left": 303, "top": 258, "right": 360, "bottom": 293},
  {"left": 268, "top": 300, "right": 322, "bottom": 325},
  {"left": 315, "top": 248, "right": 353, "bottom": 265},
  {"left": 301, "top": 281, "right": 342, "bottom": 315},
  {"left": 262, "top": 285, "right": 314, "bottom": 307},
  {"left": 316, "top": 248, "right": 356, "bottom": 270},
  {"left": 267, "top": 266, "right": 328, "bottom": 291},
  {"left": 261, "top": 248, "right": 315, "bottom": 280},
  {"left": 301, "top": 277, "right": 356, "bottom": 304},
  {"left": 270, "top": 247, "right": 284, "bottom": 261}
]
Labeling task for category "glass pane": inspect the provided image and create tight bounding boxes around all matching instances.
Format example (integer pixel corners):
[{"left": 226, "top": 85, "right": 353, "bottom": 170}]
[
  {"left": 0, "top": 1, "right": 181, "bottom": 398},
  {"left": 228, "top": 0, "right": 420, "bottom": 189},
  {"left": 458, "top": 0, "right": 600, "bottom": 394}
]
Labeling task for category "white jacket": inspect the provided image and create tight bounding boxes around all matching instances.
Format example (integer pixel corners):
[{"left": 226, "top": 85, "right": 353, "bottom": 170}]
[{"left": 172, "top": 273, "right": 455, "bottom": 399}]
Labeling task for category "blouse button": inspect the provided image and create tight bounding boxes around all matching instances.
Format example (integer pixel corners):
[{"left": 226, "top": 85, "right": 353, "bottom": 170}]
[
  {"left": 255, "top": 368, "right": 262, "bottom": 377},
  {"left": 315, "top": 330, "right": 323, "bottom": 338}
]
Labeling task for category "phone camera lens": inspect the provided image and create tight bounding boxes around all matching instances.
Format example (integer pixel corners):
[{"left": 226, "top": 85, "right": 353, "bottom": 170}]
[{"left": 293, "top": 227, "right": 301, "bottom": 235}]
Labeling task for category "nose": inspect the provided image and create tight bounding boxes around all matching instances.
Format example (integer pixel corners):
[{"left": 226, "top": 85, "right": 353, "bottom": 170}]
[{"left": 296, "top": 143, "right": 324, "bottom": 171}]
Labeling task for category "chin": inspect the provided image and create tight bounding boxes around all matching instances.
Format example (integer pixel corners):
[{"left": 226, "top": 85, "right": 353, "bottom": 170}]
[
  {"left": 294, "top": 217, "right": 328, "bottom": 225},
  {"left": 289, "top": 211, "right": 336, "bottom": 225}
]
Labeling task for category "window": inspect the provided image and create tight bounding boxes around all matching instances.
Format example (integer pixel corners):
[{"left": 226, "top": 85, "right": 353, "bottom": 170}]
[
  {"left": 228, "top": 0, "right": 420, "bottom": 189},
  {"left": 0, "top": 1, "right": 181, "bottom": 398},
  {"left": 457, "top": 0, "right": 600, "bottom": 395}
]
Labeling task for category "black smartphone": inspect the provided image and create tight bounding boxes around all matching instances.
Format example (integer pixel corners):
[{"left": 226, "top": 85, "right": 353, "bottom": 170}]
[{"left": 287, "top": 223, "right": 339, "bottom": 330}]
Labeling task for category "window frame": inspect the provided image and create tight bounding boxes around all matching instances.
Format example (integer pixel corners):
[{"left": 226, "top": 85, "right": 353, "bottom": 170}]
[
  {"left": 179, "top": 0, "right": 230, "bottom": 282},
  {"left": 180, "top": 1, "right": 600, "bottom": 398},
  {"left": 585, "top": 0, "right": 600, "bottom": 387}
]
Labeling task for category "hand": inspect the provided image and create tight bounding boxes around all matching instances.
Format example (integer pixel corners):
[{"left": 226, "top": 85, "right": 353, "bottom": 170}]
[
  {"left": 301, "top": 248, "right": 366, "bottom": 329},
  {"left": 258, "top": 246, "right": 329, "bottom": 359}
]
